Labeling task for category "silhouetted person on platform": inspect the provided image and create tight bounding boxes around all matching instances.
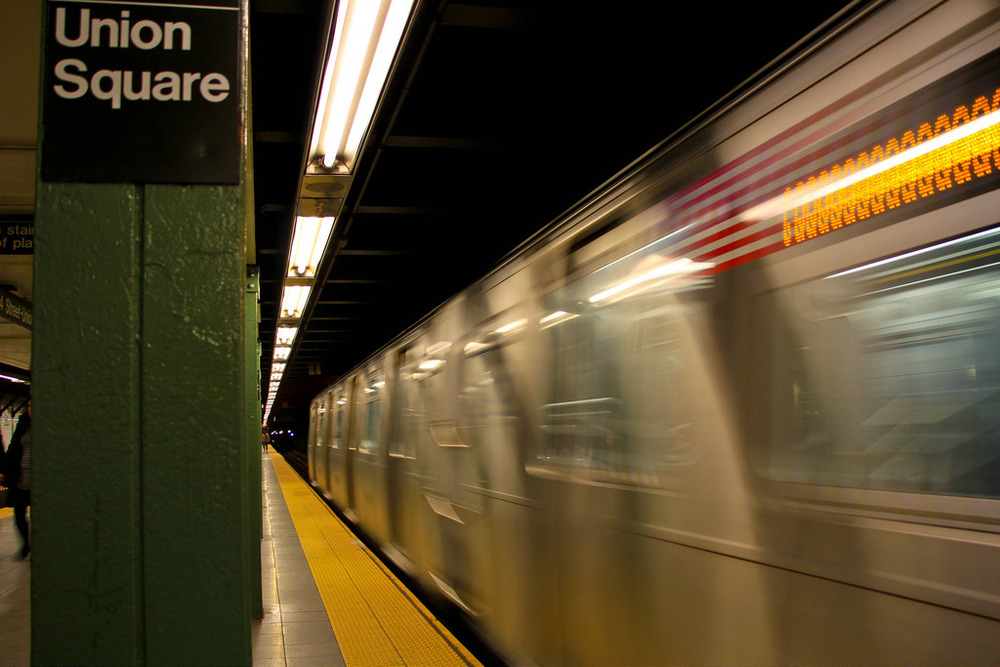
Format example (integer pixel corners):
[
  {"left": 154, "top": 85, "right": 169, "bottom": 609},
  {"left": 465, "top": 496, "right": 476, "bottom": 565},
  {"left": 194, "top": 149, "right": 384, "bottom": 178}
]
[{"left": 0, "top": 397, "right": 31, "bottom": 560}]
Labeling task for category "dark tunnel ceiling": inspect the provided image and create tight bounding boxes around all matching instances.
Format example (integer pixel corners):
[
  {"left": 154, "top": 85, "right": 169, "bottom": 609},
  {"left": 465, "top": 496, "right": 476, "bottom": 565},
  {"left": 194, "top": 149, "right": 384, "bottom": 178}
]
[{"left": 251, "top": 0, "right": 860, "bottom": 422}]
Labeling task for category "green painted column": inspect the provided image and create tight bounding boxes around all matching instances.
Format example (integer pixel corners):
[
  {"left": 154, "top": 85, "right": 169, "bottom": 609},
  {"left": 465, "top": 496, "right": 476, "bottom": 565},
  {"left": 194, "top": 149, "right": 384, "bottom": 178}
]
[
  {"left": 32, "top": 183, "right": 253, "bottom": 667},
  {"left": 32, "top": 182, "right": 145, "bottom": 664},
  {"left": 246, "top": 266, "right": 263, "bottom": 620},
  {"left": 31, "top": 3, "right": 255, "bottom": 665}
]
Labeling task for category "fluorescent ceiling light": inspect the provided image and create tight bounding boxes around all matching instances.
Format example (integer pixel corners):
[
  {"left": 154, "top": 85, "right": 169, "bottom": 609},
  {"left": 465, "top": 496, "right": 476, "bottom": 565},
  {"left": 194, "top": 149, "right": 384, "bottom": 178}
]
[
  {"left": 279, "top": 285, "right": 312, "bottom": 319},
  {"left": 309, "top": 0, "right": 416, "bottom": 172},
  {"left": 274, "top": 346, "right": 291, "bottom": 361},
  {"left": 342, "top": 0, "right": 414, "bottom": 168},
  {"left": 288, "top": 216, "right": 335, "bottom": 277},
  {"left": 276, "top": 326, "right": 298, "bottom": 345}
]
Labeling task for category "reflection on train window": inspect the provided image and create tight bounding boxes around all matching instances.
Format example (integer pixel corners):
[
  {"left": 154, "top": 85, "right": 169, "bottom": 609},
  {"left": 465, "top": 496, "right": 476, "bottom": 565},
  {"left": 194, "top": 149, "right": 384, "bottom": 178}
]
[
  {"left": 757, "top": 226, "right": 1000, "bottom": 498},
  {"left": 360, "top": 376, "right": 382, "bottom": 454},
  {"left": 459, "top": 317, "right": 524, "bottom": 454},
  {"left": 316, "top": 401, "right": 329, "bottom": 449},
  {"left": 333, "top": 394, "right": 345, "bottom": 448},
  {"left": 535, "top": 245, "right": 710, "bottom": 483},
  {"left": 391, "top": 365, "right": 418, "bottom": 459},
  {"left": 459, "top": 354, "right": 495, "bottom": 449},
  {"left": 394, "top": 345, "right": 448, "bottom": 459}
]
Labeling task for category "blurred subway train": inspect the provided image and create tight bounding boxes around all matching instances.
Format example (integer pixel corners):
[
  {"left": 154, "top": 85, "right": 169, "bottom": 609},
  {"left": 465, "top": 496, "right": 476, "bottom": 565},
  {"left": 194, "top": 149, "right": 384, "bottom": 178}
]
[{"left": 306, "top": 0, "right": 1000, "bottom": 663}]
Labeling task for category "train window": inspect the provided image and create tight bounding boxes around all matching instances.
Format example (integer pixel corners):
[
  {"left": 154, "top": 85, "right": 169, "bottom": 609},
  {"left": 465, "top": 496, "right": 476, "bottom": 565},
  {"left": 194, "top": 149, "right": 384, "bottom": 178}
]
[
  {"left": 359, "top": 374, "right": 383, "bottom": 454},
  {"left": 459, "top": 315, "right": 525, "bottom": 451},
  {"left": 332, "top": 392, "right": 345, "bottom": 448},
  {"left": 393, "top": 342, "right": 448, "bottom": 458},
  {"left": 316, "top": 398, "right": 329, "bottom": 449},
  {"left": 411, "top": 341, "right": 449, "bottom": 417},
  {"left": 413, "top": 342, "right": 449, "bottom": 381},
  {"left": 391, "top": 358, "right": 417, "bottom": 459},
  {"left": 752, "top": 226, "right": 1000, "bottom": 499},
  {"left": 533, "top": 239, "right": 710, "bottom": 484}
]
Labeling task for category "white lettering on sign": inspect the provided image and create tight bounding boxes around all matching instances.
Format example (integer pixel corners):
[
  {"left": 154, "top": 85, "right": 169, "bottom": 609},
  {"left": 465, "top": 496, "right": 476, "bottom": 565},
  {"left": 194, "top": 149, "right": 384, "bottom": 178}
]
[
  {"left": 56, "top": 8, "right": 192, "bottom": 50},
  {"left": 54, "top": 59, "right": 230, "bottom": 109},
  {"left": 51, "top": 6, "right": 228, "bottom": 109}
]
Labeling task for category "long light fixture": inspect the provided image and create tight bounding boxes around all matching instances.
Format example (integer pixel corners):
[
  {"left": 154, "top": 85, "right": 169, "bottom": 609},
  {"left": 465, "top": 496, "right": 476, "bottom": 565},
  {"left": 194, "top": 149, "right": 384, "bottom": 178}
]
[
  {"left": 308, "top": 0, "right": 416, "bottom": 172},
  {"left": 275, "top": 326, "right": 298, "bottom": 346},
  {"left": 265, "top": 0, "right": 417, "bottom": 424},
  {"left": 279, "top": 285, "right": 312, "bottom": 319},
  {"left": 288, "top": 216, "right": 335, "bottom": 277}
]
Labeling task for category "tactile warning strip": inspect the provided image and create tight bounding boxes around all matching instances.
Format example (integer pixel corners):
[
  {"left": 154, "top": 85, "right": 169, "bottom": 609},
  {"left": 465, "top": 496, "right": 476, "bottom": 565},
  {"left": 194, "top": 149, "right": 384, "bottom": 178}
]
[{"left": 269, "top": 451, "right": 482, "bottom": 667}]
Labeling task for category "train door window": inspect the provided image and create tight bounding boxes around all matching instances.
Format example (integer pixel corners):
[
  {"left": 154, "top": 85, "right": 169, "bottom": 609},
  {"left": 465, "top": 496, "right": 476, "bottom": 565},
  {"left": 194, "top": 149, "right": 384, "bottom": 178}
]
[
  {"left": 459, "top": 314, "right": 526, "bottom": 450},
  {"left": 309, "top": 400, "right": 321, "bottom": 449},
  {"left": 331, "top": 389, "right": 345, "bottom": 449},
  {"left": 413, "top": 341, "right": 449, "bottom": 413},
  {"left": 316, "top": 396, "right": 329, "bottom": 449},
  {"left": 391, "top": 349, "right": 418, "bottom": 459},
  {"left": 308, "top": 400, "right": 321, "bottom": 477},
  {"left": 360, "top": 371, "right": 383, "bottom": 454},
  {"left": 534, "top": 237, "right": 712, "bottom": 483},
  {"left": 412, "top": 341, "right": 450, "bottom": 437},
  {"left": 752, "top": 226, "right": 1000, "bottom": 499},
  {"left": 395, "top": 341, "right": 449, "bottom": 457}
]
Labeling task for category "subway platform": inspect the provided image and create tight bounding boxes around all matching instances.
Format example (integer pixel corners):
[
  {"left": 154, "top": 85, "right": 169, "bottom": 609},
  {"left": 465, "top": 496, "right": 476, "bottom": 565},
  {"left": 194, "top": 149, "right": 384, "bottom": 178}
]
[
  {"left": 0, "top": 452, "right": 484, "bottom": 666},
  {"left": 0, "top": 504, "right": 29, "bottom": 666},
  {"left": 256, "top": 450, "right": 483, "bottom": 666}
]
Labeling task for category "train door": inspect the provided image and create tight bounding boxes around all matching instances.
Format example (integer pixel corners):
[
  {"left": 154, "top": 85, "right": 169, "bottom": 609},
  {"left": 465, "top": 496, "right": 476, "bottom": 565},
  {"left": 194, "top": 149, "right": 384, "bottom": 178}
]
[
  {"left": 314, "top": 392, "right": 331, "bottom": 496},
  {"left": 385, "top": 347, "right": 413, "bottom": 564},
  {"left": 530, "top": 222, "right": 718, "bottom": 665},
  {"left": 344, "top": 374, "right": 359, "bottom": 514},
  {"left": 456, "top": 293, "right": 548, "bottom": 654},
  {"left": 354, "top": 362, "right": 391, "bottom": 541},
  {"left": 326, "top": 384, "right": 349, "bottom": 508},
  {"left": 307, "top": 398, "right": 320, "bottom": 484},
  {"left": 395, "top": 333, "right": 458, "bottom": 598}
]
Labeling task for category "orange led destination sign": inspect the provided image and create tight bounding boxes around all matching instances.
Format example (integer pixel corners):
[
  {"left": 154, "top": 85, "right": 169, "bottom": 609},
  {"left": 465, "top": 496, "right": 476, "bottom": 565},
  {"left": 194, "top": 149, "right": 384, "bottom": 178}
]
[{"left": 782, "top": 87, "right": 1000, "bottom": 247}]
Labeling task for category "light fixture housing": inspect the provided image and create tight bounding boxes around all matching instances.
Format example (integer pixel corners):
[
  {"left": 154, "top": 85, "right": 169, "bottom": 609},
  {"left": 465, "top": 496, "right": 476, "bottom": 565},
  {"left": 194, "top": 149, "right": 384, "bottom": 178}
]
[
  {"left": 279, "top": 285, "right": 312, "bottom": 320},
  {"left": 308, "top": 0, "right": 416, "bottom": 173},
  {"left": 287, "top": 216, "right": 335, "bottom": 278},
  {"left": 269, "top": 0, "right": 416, "bottom": 421},
  {"left": 276, "top": 326, "right": 299, "bottom": 346}
]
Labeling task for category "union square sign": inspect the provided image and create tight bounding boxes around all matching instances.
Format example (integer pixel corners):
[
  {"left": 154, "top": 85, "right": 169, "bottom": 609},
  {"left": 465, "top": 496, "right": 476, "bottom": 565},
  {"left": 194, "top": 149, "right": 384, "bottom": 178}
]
[{"left": 41, "top": 0, "right": 241, "bottom": 184}]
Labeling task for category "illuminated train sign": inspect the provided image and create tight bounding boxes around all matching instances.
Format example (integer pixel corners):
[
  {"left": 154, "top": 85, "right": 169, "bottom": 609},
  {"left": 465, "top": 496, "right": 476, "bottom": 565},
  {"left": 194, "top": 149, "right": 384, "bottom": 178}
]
[
  {"left": 41, "top": 0, "right": 240, "bottom": 184},
  {"left": 649, "top": 51, "right": 1000, "bottom": 274},
  {"left": 782, "top": 88, "right": 1000, "bottom": 248}
]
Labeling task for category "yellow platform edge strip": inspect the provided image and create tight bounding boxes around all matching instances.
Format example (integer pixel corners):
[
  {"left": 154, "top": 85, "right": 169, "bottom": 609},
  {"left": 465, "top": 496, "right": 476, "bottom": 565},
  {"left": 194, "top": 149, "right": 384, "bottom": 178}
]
[
  {"left": 268, "top": 451, "right": 483, "bottom": 667},
  {"left": 0, "top": 507, "right": 12, "bottom": 519}
]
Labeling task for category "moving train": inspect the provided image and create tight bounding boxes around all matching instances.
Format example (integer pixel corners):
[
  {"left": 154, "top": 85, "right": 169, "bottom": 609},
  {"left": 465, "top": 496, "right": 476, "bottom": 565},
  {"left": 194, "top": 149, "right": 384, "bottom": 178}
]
[{"left": 307, "top": 0, "right": 1000, "bottom": 663}]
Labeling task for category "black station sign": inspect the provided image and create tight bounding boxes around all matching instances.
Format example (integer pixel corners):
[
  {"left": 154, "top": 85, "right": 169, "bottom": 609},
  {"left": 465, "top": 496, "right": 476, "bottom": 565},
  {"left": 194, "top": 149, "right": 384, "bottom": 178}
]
[
  {"left": 41, "top": 0, "right": 241, "bottom": 184},
  {"left": 0, "top": 290, "right": 32, "bottom": 331}
]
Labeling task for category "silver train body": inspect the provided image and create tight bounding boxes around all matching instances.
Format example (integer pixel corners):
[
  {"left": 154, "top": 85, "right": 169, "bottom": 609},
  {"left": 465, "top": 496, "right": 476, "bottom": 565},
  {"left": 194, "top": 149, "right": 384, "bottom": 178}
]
[{"left": 308, "top": 0, "right": 1000, "bottom": 663}]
